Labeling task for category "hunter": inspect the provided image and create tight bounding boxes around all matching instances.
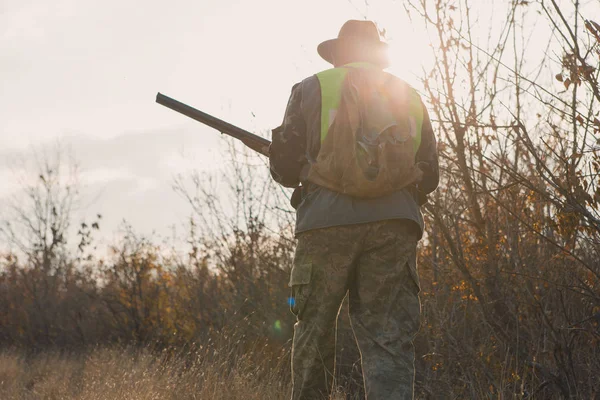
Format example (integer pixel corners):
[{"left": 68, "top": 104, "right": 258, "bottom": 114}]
[{"left": 269, "top": 20, "right": 439, "bottom": 400}]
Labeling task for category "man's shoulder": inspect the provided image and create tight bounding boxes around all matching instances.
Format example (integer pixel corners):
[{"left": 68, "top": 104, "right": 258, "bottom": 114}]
[
  {"left": 296, "top": 67, "right": 343, "bottom": 87},
  {"left": 298, "top": 74, "right": 321, "bottom": 88},
  {"left": 287, "top": 75, "right": 321, "bottom": 101},
  {"left": 383, "top": 72, "right": 418, "bottom": 92},
  {"left": 290, "top": 68, "right": 420, "bottom": 100}
]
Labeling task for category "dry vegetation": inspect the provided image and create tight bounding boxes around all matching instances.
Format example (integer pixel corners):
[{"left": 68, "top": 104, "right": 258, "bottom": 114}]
[
  {"left": 1, "top": 1, "right": 600, "bottom": 399},
  {"left": 0, "top": 346, "right": 291, "bottom": 400}
]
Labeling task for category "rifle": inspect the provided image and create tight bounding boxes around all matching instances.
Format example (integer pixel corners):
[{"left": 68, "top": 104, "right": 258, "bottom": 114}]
[{"left": 155, "top": 92, "right": 271, "bottom": 157}]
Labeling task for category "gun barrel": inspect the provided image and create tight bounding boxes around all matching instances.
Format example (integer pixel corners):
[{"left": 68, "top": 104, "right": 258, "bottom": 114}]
[{"left": 156, "top": 92, "right": 270, "bottom": 155}]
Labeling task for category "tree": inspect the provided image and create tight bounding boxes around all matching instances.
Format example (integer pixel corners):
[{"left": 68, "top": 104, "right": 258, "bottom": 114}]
[
  {"left": 402, "top": 0, "right": 599, "bottom": 397},
  {"left": 0, "top": 146, "right": 102, "bottom": 348}
]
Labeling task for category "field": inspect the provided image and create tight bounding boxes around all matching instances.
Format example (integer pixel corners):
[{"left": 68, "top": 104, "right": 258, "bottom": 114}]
[
  {"left": 0, "top": 347, "right": 293, "bottom": 400},
  {"left": 1, "top": 1, "right": 599, "bottom": 399}
]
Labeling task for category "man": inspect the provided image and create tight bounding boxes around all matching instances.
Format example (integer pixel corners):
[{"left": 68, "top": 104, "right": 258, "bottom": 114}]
[{"left": 269, "top": 20, "right": 439, "bottom": 400}]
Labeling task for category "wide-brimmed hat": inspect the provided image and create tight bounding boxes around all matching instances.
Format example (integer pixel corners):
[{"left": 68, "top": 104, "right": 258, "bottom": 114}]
[{"left": 318, "top": 20, "right": 389, "bottom": 68}]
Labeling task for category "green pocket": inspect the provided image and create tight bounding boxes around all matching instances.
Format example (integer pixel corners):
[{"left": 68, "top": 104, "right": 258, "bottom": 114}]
[
  {"left": 407, "top": 253, "right": 421, "bottom": 293},
  {"left": 288, "top": 262, "right": 312, "bottom": 318},
  {"left": 288, "top": 262, "right": 312, "bottom": 287}
]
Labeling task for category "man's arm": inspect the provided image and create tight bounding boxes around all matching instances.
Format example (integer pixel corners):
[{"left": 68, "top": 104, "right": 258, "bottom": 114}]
[
  {"left": 269, "top": 83, "right": 307, "bottom": 188},
  {"left": 415, "top": 103, "right": 440, "bottom": 196}
]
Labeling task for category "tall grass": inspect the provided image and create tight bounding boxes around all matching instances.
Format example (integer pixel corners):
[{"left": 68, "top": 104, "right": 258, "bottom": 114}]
[{"left": 0, "top": 345, "right": 292, "bottom": 400}]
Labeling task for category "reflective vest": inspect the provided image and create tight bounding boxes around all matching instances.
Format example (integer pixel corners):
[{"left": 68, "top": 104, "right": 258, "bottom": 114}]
[
  {"left": 306, "top": 62, "right": 425, "bottom": 198},
  {"left": 315, "top": 62, "right": 424, "bottom": 153}
]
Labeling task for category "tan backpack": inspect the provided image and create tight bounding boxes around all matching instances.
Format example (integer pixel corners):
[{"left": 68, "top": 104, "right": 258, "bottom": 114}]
[{"left": 307, "top": 67, "right": 423, "bottom": 198}]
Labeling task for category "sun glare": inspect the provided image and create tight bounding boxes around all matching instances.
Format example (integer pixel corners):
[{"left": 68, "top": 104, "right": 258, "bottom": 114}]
[{"left": 371, "top": 5, "right": 433, "bottom": 90}]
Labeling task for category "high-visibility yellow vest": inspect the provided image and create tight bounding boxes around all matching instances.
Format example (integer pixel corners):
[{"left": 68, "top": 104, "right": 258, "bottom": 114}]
[
  {"left": 306, "top": 62, "right": 425, "bottom": 197},
  {"left": 315, "top": 62, "right": 424, "bottom": 153}
]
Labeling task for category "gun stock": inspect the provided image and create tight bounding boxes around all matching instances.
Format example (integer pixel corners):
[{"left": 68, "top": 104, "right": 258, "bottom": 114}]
[{"left": 155, "top": 92, "right": 271, "bottom": 157}]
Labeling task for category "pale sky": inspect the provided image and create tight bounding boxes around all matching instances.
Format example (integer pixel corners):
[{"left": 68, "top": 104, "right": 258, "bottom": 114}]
[
  {"left": 6, "top": 0, "right": 592, "bottom": 252},
  {"left": 1, "top": 0, "right": 430, "bottom": 249}
]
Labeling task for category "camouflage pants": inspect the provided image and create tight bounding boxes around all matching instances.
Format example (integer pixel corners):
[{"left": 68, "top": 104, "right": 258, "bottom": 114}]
[{"left": 289, "top": 220, "right": 421, "bottom": 400}]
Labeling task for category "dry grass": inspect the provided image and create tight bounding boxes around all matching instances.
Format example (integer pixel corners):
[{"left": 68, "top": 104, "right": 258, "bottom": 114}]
[{"left": 0, "top": 347, "right": 293, "bottom": 400}]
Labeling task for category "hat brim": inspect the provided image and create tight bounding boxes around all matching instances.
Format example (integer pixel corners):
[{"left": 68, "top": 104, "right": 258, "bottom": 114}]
[{"left": 317, "top": 38, "right": 389, "bottom": 68}]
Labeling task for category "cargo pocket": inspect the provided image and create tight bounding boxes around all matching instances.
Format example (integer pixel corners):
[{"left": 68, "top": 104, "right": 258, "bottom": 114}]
[
  {"left": 288, "top": 262, "right": 312, "bottom": 319},
  {"left": 407, "top": 252, "right": 421, "bottom": 294}
]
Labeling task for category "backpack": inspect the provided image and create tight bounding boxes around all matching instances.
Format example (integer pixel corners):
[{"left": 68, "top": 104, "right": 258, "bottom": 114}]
[{"left": 306, "top": 67, "right": 423, "bottom": 198}]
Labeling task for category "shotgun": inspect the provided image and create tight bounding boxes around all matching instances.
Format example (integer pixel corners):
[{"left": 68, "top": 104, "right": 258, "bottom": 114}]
[{"left": 156, "top": 92, "right": 271, "bottom": 157}]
